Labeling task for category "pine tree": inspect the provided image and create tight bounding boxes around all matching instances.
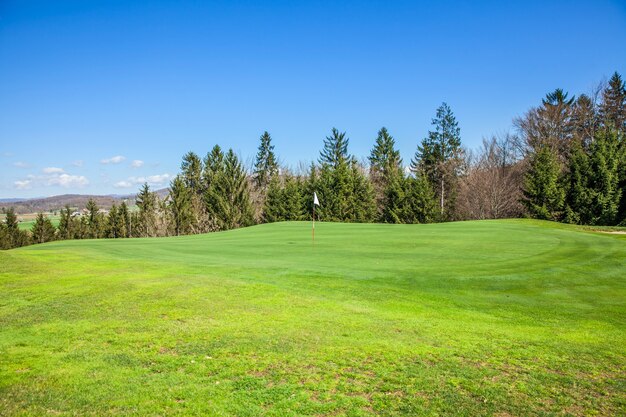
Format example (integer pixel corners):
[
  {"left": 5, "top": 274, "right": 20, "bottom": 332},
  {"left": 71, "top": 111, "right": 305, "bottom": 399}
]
[
  {"left": 349, "top": 159, "right": 376, "bottom": 222},
  {"left": 168, "top": 175, "right": 194, "bottom": 235},
  {"left": 253, "top": 131, "right": 279, "bottom": 190},
  {"left": 369, "top": 127, "right": 403, "bottom": 221},
  {"left": 405, "top": 173, "right": 438, "bottom": 224},
  {"left": 282, "top": 175, "right": 305, "bottom": 221},
  {"left": 599, "top": 72, "right": 626, "bottom": 133},
  {"left": 85, "top": 199, "right": 104, "bottom": 238},
  {"left": 317, "top": 128, "right": 353, "bottom": 221},
  {"left": 181, "top": 152, "right": 204, "bottom": 195},
  {"left": 136, "top": 183, "right": 157, "bottom": 237},
  {"left": 211, "top": 149, "right": 254, "bottom": 230},
  {"left": 588, "top": 129, "right": 622, "bottom": 225},
  {"left": 411, "top": 103, "right": 462, "bottom": 219},
  {"left": 522, "top": 146, "right": 565, "bottom": 220},
  {"left": 203, "top": 145, "right": 226, "bottom": 229},
  {"left": 262, "top": 176, "right": 283, "bottom": 223},
  {"left": 119, "top": 201, "right": 131, "bottom": 237},
  {"left": 2, "top": 208, "right": 29, "bottom": 248},
  {"left": 564, "top": 141, "right": 593, "bottom": 224},
  {"left": 58, "top": 205, "right": 74, "bottom": 240},
  {"left": 31, "top": 213, "right": 56, "bottom": 244}
]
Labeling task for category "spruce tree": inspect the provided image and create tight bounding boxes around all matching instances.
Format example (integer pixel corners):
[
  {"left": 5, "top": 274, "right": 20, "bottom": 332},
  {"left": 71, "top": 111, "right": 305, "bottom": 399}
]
[
  {"left": 411, "top": 103, "right": 462, "bottom": 219},
  {"left": 85, "top": 199, "right": 103, "bottom": 238},
  {"left": 282, "top": 174, "right": 305, "bottom": 221},
  {"left": 405, "top": 173, "right": 438, "bottom": 224},
  {"left": 318, "top": 128, "right": 352, "bottom": 221},
  {"left": 119, "top": 201, "right": 131, "bottom": 237},
  {"left": 522, "top": 146, "right": 565, "bottom": 221},
  {"left": 3, "top": 208, "right": 29, "bottom": 248},
  {"left": 211, "top": 149, "right": 254, "bottom": 230},
  {"left": 564, "top": 141, "right": 593, "bottom": 224},
  {"left": 168, "top": 175, "right": 194, "bottom": 235},
  {"left": 369, "top": 127, "right": 404, "bottom": 221},
  {"left": 262, "top": 176, "right": 283, "bottom": 223},
  {"left": 31, "top": 213, "right": 56, "bottom": 244},
  {"left": 599, "top": 72, "right": 626, "bottom": 133},
  {"left": 588, "top": 129, "right": 622, "bottom": 225},
  {"left": 349, "top": 159, "right": 376, "bottom": 222},
  {"left": 58, "top": 205, "right": 74, "bottom": 240},
  {"left": 253, "top": 131, "right": 279, "bottom": 190},
  {"left": 136, "top": 183, "right": 157, "bottom": 237},
  {"left": 181, "top": 152, "right": 203, "bottom": 195}
]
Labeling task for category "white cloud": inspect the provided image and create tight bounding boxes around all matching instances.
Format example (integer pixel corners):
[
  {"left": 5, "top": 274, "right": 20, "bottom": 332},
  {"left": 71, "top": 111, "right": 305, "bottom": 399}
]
[
  {"left": 100, "top": 155, "right": 126, "bottom": 164},
  {"left": 13, "top": 161, "right": 31, "bottom": 169},
  {"left": 113, "top": 173, "right": 171, "bottom": 188},
  {"left": 13, "top": 170, "right": 89, "bottom": 190},
  {"left": 72, "top": 160, "right": 84, "bottom": 167},
  {"left": 43, "top": 167, "right": 65, "bottom": 174},
  {"left": 114, "top": 180, "right": 133, "bottom": 188},
  {"left": 130, "top": 159, "right": 144, "bottom": 168},
  {"left": 14, "top": 180, "right": 32, "bottom": 190},
  {"left": 47, "top": 173, "right": 89, "bottom": 188}
]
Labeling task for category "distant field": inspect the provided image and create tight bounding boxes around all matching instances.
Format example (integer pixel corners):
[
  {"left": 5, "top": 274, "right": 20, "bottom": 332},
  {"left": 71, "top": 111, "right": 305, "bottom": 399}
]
[
  {"left": 0, "top": 220, "right": 624, "bottom": 416},
  {"left": 0, "top": 214, "right": 61, "bottom": 231}
]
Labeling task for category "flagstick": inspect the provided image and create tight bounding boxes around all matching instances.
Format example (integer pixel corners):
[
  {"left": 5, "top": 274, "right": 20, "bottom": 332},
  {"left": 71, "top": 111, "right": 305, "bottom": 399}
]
[{"left": 312, "top": 203, "right": 315, "bottom": 244}]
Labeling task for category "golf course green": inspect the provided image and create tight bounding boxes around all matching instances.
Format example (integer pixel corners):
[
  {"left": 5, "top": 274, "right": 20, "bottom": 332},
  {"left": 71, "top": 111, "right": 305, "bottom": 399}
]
[{"left": 0, "top": 220, "right": 624, "bottom": 416}]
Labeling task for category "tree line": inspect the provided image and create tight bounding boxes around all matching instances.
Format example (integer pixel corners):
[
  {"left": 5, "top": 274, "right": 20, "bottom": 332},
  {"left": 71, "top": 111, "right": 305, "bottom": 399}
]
[{"left": 1, "top": 71, "right": 624, "bottom": 249}]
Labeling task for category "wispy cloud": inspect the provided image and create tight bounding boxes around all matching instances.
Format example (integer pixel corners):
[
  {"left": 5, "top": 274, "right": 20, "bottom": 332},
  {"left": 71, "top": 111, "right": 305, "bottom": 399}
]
[
  {"left": 14, "top": 180, "right": 32, "bottom": 190},
  {"left": 13, "top": 170, "right": 89, "bottom": 190},
  {"left": 42, "top": 167, "right": 65, "bottom": 174},
  {"left": 130, "top": 159, "right": 144, "bottom": 168},
  {"left": 101, "top": 155, "right": 126, "bottom": 164},
  {"left": 114, "top": 173, "right": 171, "bottom": 188},
  {"left": 13, "top": 161, "right": 31, "bottom": 169}
]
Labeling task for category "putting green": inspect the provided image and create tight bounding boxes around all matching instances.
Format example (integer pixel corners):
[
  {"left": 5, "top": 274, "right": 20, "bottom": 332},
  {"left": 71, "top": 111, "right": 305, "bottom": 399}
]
[{"left": 0, "top": 220, "right": 624, "bottom": 416}]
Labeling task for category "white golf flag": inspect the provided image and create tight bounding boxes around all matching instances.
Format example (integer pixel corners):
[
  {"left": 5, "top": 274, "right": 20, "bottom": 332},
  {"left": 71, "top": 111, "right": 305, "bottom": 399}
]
[{"left": 313, "top": 192, "right": 320, "bottom": 206}]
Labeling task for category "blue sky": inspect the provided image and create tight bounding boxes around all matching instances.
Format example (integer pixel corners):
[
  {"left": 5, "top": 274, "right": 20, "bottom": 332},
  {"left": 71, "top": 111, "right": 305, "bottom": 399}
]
[{"left": 1, "top": 0, "right": 625, "bottom": 198}]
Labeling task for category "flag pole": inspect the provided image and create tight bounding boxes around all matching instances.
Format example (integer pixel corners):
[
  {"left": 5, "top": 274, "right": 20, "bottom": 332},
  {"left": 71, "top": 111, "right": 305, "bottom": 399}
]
[{"left": 312, "top": 202, "right": 315, "bottom": 243}]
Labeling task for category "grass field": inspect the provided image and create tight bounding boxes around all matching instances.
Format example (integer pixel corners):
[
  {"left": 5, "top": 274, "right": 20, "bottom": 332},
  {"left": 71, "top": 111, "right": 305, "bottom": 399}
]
[{"left": 0, "top": 220, "right": 624, "bottom": 416}]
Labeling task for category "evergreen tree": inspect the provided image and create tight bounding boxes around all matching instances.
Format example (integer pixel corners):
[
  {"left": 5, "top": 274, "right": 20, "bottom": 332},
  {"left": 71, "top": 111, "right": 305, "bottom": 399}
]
[
  {"left": 404, "top": 173, "right": 438, "bottom": 224},
  {"left": 302, "top": 163, "right": 318, "bottom": 220},
  {"left": 317, "top": 128, "right": 353, "bottom": 221},
  {"left": 31, "top": 213, "right": 56, "bottom": 244},
  {"left": 564, "top": 141, "right": 593, "bottom": 224},
  {"left": 522, "top": 146, "right": 565, "bottom": 220},
  {"left": 2, "top": 208, "right": 29, "bottom": 248},
  {"left": 588, "top": 129, "right": 622, "bottom": 225},
  {"left": 210, "top": 149, "right": 254, "bottom": 230},
  {"left": 262, "top": 176, "right": 283, "bottom": 223},
  {"left": 85, "top": 199, "right": 104, "bottom": 238},
  {"left": 203, "top": 145, "right": 226, "bottom": 229},
  {"left": 282, "top": 174, "right": 305, "bottom": 221},
  {"left": 106, "top": 204, "right": 127, "bottom": 238},
  {"left": 168, "top": 175, "right": 194, "bottom": 235},
  {"left": 58, "top": 205, "right": 73, "bottom": 240},
  {"left": 599, "top": 72, "right": 626, "bottom": 132},
  {"left": 136, "top": 183, "right": 157, "bottom": 237},
  {"left": 253, "top": 131, "right": 279, "bottom": 190},
  {"left": 381, "top": 174, "right": 408, "bottom": 223},
  {"left": 369, "top": 127, "right": 404, "bottom": 221},
  {"left": 181, "top": 151, "right": 204, "bottom": 195},
  {"left": 348, "top": 159, "right": 376, "bottom": 222},
  {"left": 411, "top": 103, "right": 462, "bottom": 219},
  {"left": 119, "top": 201, "right": 131, "bottom": 237}
]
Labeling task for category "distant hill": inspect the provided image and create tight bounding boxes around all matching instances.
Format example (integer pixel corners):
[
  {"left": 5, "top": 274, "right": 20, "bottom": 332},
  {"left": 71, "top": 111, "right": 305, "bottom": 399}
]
[{"left": 1, "top": 188, "right": 169, "bottom": 214}]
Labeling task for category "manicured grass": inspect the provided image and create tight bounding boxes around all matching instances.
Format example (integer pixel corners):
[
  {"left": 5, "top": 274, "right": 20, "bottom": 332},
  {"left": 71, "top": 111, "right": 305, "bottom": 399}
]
[{"left": 0, "top": 220, "right": 624, "bottom": 416}]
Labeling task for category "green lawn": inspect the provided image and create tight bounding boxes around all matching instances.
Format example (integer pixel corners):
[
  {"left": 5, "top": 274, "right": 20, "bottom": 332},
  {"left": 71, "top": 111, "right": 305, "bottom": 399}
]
[{"left": 0, "top": 220, "right": 624, "bottom": 416}]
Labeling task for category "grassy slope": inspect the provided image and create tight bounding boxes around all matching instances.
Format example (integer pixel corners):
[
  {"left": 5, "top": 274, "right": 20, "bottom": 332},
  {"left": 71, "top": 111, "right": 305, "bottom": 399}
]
[{"left": 0, "top": 220, "right": 624, "bottom": 416}]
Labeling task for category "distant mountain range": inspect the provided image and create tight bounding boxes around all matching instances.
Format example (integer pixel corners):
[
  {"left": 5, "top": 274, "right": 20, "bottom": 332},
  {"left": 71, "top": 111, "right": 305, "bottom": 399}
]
[{"left": 0, "top": 189, "right": 169, "bottom": 214}]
